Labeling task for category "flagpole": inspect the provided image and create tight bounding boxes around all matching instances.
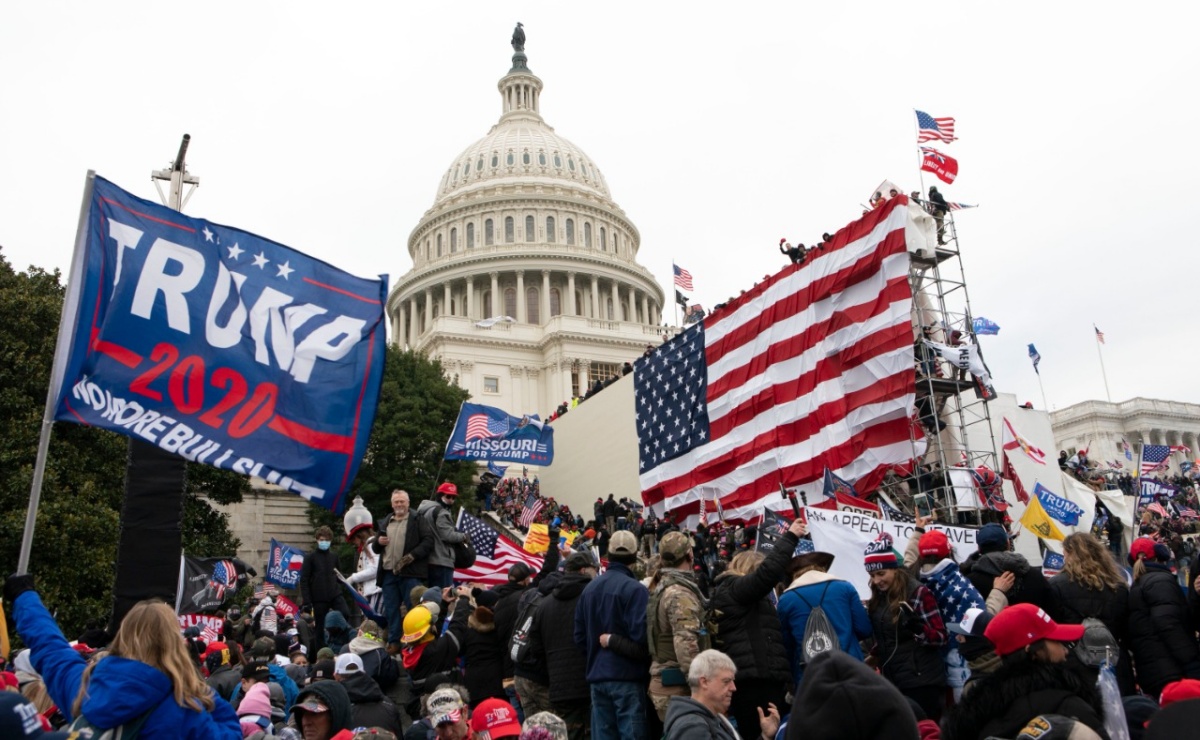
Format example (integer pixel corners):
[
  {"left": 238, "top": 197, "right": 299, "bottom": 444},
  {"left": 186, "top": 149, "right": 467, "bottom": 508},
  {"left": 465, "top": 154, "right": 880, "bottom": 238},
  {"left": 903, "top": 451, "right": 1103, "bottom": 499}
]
[
  {"left": 1132, "top": 444, "right": 1144, "bottom": 532},
  {"left": 1094, "top": 328, "right": 1112, "bottom": 402},
  {"left": 671, "top": 258, "right": 679, "bottom": 329},
  {"left": 1035, "top": 372, "right": 1049, "bottom": 412},
  {"left": 17, "top": 171, "right": 96, "bottom": 575},
  {"left": 913, "top": 110, "right": 927, "bottom": 196}
]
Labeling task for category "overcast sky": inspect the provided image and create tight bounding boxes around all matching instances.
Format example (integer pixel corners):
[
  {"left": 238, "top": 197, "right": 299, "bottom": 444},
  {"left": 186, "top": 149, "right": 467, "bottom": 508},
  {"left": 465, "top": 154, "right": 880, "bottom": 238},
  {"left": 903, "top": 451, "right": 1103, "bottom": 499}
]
[{"left": 2, "top": 3, "right": 1194, "bottom": 411}]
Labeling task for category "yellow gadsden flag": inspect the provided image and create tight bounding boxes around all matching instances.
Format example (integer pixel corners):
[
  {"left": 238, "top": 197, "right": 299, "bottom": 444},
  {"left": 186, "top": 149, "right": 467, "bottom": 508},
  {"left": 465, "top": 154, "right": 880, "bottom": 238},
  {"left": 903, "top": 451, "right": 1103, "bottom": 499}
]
[
  {"left": 524, "top": 523, "right": 550, "bottom": 554},
  {"left": 1019, "top": 496, "right": 1065, "bottom": 541}
]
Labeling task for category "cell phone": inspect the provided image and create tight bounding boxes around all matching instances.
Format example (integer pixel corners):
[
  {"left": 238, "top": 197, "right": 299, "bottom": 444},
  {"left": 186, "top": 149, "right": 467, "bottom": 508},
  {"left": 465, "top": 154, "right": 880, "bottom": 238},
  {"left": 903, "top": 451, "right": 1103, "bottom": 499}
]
[{"left": 913, "top": 493, "right": 932, "bottom": 519}]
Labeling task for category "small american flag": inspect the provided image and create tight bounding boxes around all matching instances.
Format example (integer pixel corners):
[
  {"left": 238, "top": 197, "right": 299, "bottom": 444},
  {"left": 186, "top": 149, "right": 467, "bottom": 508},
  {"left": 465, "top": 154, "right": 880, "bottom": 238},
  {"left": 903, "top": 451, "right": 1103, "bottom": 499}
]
[
  {"left": 1094, "top": 325, "right": 1105, "bottom": 344},
  {"left": 947, "top": 202, "right": 977, "bottom": 211},
  {"left": 1140, "top": 444, "right": 1172, "bottom": 474},
  {"left": 915, "top": 110, "right": 956, "bottom": 143},
  {"left": 466, "top": 413, "right": 507, "bottom": 442},
  {"left": 518, "top": 491, "right": 545, "bottom": 528},
  {"left": 880, "top": 501, "right": 917, "bottom": 524},
  {"left": 673, "top": 263, "right": 693, "bottom": 291},
  {"left": 455, "top": 510, "right": 543, "bottom": 586}
]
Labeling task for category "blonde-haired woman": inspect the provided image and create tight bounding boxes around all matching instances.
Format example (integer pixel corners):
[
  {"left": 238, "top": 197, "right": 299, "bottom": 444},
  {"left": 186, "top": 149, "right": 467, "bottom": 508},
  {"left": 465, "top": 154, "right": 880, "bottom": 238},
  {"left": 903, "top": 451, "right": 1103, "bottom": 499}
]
[
  {"left": 710, "top": 516, "right": 805, "bottom": 738},
  {"left": 1047, "top": 532, "right": 1135, "bottom": 693},
  {"left": 6, "top": 575, "right": 240, "bottom": 738}
]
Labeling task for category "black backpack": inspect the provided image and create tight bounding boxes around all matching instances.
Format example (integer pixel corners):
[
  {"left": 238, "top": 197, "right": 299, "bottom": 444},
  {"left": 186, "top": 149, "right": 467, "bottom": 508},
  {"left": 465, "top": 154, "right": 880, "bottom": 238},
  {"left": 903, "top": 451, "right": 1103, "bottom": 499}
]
[
  {"left": 794, "top": 583, "right": 840, "bottom": 665},
  {"left": 508, "top": 590, "right": 545, "bottom": 666}
]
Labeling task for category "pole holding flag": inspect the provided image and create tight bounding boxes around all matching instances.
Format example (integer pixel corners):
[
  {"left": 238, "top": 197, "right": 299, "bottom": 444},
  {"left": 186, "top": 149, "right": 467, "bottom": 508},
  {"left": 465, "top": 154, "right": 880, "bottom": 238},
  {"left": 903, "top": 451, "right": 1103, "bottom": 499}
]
[
  {"left": 1094, "top": 325, "right": 1111, "bottom": 402},
  {"left": 1028, "top": 343, "right": 1048, "bottom": 410}
]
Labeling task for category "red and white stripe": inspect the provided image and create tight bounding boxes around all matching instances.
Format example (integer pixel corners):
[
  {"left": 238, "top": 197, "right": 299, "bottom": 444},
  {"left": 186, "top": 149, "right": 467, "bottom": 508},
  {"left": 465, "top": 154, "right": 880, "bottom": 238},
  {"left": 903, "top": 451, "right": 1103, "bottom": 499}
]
[
  {"left": 518, "top": 496, "right": 545, "bottom": 528},
  {"left": 641, "top": 197, "right": 916, "bottom": 523},
  {"left": 454, "top": 534, "right": 543, "bottom": 587}
]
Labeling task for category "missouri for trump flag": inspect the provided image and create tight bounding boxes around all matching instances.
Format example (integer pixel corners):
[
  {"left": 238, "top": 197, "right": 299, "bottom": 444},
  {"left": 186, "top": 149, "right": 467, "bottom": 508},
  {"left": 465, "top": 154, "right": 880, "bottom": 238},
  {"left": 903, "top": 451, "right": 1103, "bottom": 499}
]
[
  {"left": 636, "top": 196, "right": 916, "bottom": 523},
  {"left": 445, "top": 402, "right": 554, "bottom": 465}
]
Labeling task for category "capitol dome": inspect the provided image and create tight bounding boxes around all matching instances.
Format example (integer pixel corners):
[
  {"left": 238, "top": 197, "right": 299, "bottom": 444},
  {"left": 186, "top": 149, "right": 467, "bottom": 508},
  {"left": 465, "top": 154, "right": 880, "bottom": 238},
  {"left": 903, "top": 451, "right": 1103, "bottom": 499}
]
[{"left": 388, "top": 30, "right": 665, "bottom": 419}]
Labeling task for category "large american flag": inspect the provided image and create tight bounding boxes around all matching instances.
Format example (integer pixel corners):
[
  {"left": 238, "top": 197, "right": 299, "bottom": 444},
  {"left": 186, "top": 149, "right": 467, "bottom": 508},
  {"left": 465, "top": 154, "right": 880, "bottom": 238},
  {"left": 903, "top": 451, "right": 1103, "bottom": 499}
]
[
  {"left": 518, "top": 491, "right": 545, "bottom": 528},
  {"left": 915, "top": 110, "right": 956, "bottom": 143},
  {"left": 1140, "top": 444, "right": 1172, "bottom": 475},
  {"left": 673, "top": 263, "right": 694, "bottom": 291},
  {"left": 455, "top": 509, "right": 542, "bottom": 586},
  {"left": 466, "top": 413, "right": 508, "bottom": 442},
  {"left": 637, "top": 197, "right": 916, "bottom": 523}
]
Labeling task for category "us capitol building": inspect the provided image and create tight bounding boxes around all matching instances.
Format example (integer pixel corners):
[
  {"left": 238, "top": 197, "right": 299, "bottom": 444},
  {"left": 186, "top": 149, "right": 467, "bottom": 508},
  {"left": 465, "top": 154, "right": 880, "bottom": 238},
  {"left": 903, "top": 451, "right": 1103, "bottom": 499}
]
[{"left": 385, "top": 29, "right": 666, "bottom": 418}]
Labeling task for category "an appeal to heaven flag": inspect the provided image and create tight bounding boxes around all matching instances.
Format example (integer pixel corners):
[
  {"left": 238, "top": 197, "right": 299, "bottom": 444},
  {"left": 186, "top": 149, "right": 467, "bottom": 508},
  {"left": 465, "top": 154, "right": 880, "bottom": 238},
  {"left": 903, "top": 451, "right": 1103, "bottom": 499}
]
[
  {"left": 636, "top": 196, "right": 916, "bottom": 522},
  {"left": 445, "top": 402, "right": 554, "bottom": 465},
  {"left": 53, "top": 176, "right": 387, "bottom": 514}
]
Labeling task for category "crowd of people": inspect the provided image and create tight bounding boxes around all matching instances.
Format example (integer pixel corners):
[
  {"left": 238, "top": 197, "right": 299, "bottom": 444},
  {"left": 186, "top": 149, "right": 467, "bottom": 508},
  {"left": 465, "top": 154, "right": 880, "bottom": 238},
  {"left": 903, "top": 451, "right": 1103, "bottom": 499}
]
[{"left": 8, "top": 476, "right": 1200, "bottom": 740}]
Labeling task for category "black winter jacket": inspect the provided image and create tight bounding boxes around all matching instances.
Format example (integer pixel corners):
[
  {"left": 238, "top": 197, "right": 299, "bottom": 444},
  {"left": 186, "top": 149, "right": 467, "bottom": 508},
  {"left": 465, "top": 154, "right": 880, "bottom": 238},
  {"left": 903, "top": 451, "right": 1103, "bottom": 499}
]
[
  {"left": 371, "top": 511, "right": 435, "bottom": 583},
  {"left": 493, "top": 542, "right": 559, "bottom": 680},
  {"left": 960, "top": 550, "right": 1056, "bottom": 614},
  {"left": 941, "top": 660, "right": 1109, "bottom": 740},
  {"left": 708, "top": 531, "right": 795, "bottom": 683},
  {"left": 461, "top": 606, "right": 507, "bottom": 707},
  {"left": 1047, "top": 573, "right": 1136, "bottom": 695},
  {"left": 299, "top": 548, "right": 341, "bottom": 605},
  {"left": 870, "top": 583, "right": 944, "bottom": 691},
  {"left": 530, "top": 572, "right": 592, "bottom": 704},
  {"left": 341, "top": 670, "right": 405, "bottom": 734},
  {"left": 1128, "top": 564, "right": 1200, "bottom": 697}
]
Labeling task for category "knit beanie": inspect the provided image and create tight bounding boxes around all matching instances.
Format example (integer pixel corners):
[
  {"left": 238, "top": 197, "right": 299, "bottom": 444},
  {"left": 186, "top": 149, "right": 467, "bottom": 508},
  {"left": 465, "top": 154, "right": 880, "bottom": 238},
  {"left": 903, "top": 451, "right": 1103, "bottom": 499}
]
[
  {"left": 864, "top": 532, "right": 899, "bottom": 572},
  {"left": 787, "top": 651, "right": 918, "bottom": 739}
]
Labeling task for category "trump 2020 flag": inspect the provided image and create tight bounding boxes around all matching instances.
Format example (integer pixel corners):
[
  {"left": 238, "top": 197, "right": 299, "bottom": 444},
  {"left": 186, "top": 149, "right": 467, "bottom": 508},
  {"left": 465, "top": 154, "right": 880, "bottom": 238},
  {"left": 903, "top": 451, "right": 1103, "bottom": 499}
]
[
  {"left": 445, "top": 402, "right": 554, "bottom": 465},
  {"left": 971, "top": 317, "right": 1000, "bottom": 336},
  {"left": 266, "top": 538, "right": 306, "bottom": 590},
  {"left": 51, "top": 176, "right": 387, "bottom": 513}
]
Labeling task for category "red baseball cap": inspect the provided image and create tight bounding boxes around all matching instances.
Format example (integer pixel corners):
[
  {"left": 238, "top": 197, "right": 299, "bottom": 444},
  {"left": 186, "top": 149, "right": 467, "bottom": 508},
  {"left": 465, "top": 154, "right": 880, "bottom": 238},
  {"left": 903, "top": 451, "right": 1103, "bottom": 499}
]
[
  {"left": 918, "top": 529, "right": 950, "bottom": 558},
  {"left": 984, "top": 603, "right": 1085, "bottom": 656},
  {"left": 201, "top": 641, "right": 228, "bottom": 660},
  {"left": 469, "top": 697, "right": 522, "bottom": 737},
  {"left": 437, "top": 482, "right": 458, "bottom": 497},
  {"left": 1159, "top": 678, "right": 1200, "bottom": 706}
]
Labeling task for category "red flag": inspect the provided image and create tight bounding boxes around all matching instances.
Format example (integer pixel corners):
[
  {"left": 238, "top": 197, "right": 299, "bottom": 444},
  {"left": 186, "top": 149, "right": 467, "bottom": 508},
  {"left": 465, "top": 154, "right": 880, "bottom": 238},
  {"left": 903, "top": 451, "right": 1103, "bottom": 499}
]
[
  {"left": 920, "top": 147, "right": 958, "bottom": 184},
  {"left": 1000, "top": 452, "right": 1030, "bottom": 504}
]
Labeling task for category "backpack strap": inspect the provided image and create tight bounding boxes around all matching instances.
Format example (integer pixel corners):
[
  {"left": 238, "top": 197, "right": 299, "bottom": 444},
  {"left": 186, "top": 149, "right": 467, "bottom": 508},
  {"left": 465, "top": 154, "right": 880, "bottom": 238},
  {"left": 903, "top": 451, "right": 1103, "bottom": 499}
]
[{"left": 794, "top": 581, "right": 832, "bottom": 609}]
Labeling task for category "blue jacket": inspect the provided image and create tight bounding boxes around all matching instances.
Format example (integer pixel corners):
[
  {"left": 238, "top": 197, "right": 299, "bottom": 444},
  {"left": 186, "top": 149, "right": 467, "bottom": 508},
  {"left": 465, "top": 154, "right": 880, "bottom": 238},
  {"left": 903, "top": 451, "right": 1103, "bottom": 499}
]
[
  {"left": 776, "top": 572, "right": 872, "bottom": 686},
  {"left": 573, "top": 561, "right": 650, "bottom": 683},
  {"left": 14, "top": 591, "right": 240, "bottom": 739}
]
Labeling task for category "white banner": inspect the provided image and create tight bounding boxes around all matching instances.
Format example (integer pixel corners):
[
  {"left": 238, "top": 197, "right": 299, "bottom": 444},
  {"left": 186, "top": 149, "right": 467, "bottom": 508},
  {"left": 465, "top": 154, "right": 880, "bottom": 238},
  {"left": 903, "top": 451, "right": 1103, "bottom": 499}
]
[{"left": 805, "top": 508, "right": 979, "bottom": 599}]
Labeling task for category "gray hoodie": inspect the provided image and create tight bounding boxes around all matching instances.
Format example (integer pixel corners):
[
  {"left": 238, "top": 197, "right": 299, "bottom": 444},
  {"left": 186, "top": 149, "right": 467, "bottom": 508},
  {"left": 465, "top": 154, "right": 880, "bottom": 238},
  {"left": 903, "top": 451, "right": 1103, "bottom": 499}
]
[{"left": 416, "top": 498, "right": 467, "bottom": 567}]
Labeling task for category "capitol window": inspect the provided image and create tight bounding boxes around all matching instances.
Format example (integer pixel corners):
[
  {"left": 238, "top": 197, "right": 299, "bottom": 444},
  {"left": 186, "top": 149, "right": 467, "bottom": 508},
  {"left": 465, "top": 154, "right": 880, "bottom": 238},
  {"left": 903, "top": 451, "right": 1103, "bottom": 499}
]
[
  {"left": 550, "top": 288, "right": 561, "bottom": 317},
  {"left": 436, "top": 234, "right": 442, "bottom": 257},
  {"left": 546, "top": 216, "right": 555, "bottom": 243},
  {"left": 483, "top": 376, "right": 499, "bottom": 394},
  {"left": 613, "top": 232, "right": 620, "bottom": 253},
  {"left": 538, "top": 152, "right": 546, "bottom": 166},
  {"left": 506, "top": 152, "right": 514, "bottom": 166},
  {"left": 565, "top": 219, "right": 575, "bottom": 245},
  {"left": 482, "top": 290, "right": 492, "bottom": 317},
  {"left": 525, "top": 215, "right": 535, "bottom": 242},
  {"left": 467, "top": 222, "right": 475, "bottom": 248},
  {"left": 491, "top": 153, "right": 498, "bottom": 168},
  {"left": 600, "top": 227, "right": 606, "bottom": 251},
  {"left": 504, "top": 287, "right": 517, "bottom": 317},
  {"left": 450, "top": 228, "right": 458, "bottom": 253},
  {"left": 505, "top": 217, "right": 515, "bottom": 243},
  {"left": 554, "top": 153, "right": 562, "bottom": 168},
  {"left": 425, "top": 240, "right": 430, "bottom": 261},
  {"left": 526, "top": 286, "right": 540, "bottom": 324},
  {"left": 584, "top": 222, "right": 592, "bottom": 248},
  {"left": 522, "top": 151, "right": 531, "bottom": 165},
  {"left": 581, "top": 162, "right": 589, "bottom": 177},
  {"left": 568, "top": 157, "right": 575, "bottom": 171},
  {"left": 485, "top": 219, "right": 494, "bottom": 246},
  {"left": 463, "top": 162, "right": 470, "bottom": 177},
  {"left": 477, "top": 157, "right": 483, "bottom": 171}
]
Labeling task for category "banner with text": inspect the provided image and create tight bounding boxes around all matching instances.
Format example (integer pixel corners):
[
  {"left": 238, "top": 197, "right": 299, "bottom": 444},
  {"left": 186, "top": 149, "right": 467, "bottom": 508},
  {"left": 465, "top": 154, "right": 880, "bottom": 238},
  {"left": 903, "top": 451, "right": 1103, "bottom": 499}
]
[
  {"left": 266, "top": 538, "right": 306, "bottom": 590},
  {"left": 444, "top": 402, "right": 554, "bottom": 465},
  {"left": 805, "top": 508, "right": 979, "bottom": 599},
  {"left": 53, "top": 176, "right": 387, "bottom": 513}
]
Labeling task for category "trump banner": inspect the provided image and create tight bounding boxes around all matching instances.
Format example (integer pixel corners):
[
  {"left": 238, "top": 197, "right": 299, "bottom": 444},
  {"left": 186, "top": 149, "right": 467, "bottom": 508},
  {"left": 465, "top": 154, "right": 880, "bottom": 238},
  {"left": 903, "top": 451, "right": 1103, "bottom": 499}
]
[
  {"left": 266, "top": 538, "right": 306, "bottom": 590},
  {"left": 51, "top": 176, "right": 386, "bottom": 513},
  {"left": 444, "top": 402, "right": 554, "bottom": 465}
]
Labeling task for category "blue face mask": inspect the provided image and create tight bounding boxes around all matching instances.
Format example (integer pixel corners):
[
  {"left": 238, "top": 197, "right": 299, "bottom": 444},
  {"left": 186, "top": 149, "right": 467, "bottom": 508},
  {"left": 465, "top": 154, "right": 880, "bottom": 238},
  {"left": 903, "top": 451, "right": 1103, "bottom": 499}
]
[{"left": 318, "top": 540, "right": 331, "bottom": 551}]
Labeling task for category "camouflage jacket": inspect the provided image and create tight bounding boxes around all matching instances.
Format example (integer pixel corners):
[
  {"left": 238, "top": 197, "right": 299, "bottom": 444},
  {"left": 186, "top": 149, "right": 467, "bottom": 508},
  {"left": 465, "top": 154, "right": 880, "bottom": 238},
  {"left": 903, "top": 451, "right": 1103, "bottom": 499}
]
[{"left": 647, "top": 568, "right": 709, "bottom": 676}]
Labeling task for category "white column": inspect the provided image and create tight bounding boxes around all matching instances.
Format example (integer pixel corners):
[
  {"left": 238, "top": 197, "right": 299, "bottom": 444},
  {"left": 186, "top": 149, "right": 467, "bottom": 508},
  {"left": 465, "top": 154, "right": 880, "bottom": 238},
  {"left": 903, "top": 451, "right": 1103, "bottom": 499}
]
[
  {"left": 610, "top": 280, "right": 620, "bottom": 321},
  {"left": 590, "top": 275, "right": 599, "bottom": 318},
  {"left": 567, "top": 272, "right": 577, "bottom": 316},
  {"left": 490, "top": 272, "right": 500, "bottom": 318},
  {"left": 516, "top": 270, "right": 526, "bottom": 323},
  {"left": 443, "top": 282, "right": 452, "bottom": 318},
  {"left": 466, "top": 276, "right": 475, "bottom": 320},
  {"left": 626, "top": 285, "right": 636, "bottom": 324},
  {"left": 408, "top": 298, "right": 418, "bottom": 342},
  {"left": 424, "top": 288, "right": 432, "bottom": 329},
  {"left": 542, "top": 270, "right": 551, "bottom": 322},
  {"left": 397, "top": 303, "right": 407, "bottom": 348},
  {"left": 641, "top": 294, "right": 650, "bottom": 326}
]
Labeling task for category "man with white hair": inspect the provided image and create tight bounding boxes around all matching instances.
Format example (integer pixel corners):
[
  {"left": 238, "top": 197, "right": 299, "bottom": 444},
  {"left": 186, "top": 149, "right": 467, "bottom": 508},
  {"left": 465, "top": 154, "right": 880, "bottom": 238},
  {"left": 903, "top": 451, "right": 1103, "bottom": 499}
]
[{"left": 662, "top": 650, "right": 741, "bottom": 740}]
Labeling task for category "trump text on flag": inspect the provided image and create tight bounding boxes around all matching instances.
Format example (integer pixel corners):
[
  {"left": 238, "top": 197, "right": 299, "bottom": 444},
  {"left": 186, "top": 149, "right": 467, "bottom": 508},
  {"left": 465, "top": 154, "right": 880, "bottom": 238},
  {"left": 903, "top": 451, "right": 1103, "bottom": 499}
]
[{"left": 55, "top": 177, "right": 387, "bottom": 513}]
